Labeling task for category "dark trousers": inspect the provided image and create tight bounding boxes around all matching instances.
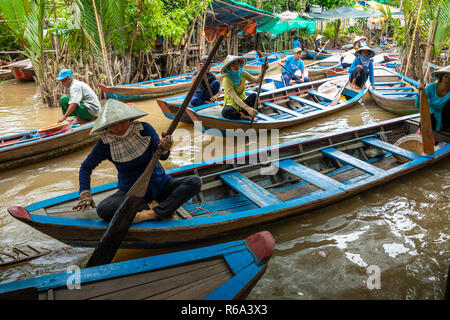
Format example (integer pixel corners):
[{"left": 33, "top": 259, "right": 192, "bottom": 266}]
[
  {"left": 190, "top": 80, "right": 221, "bottom": 107},
  {"left": 350, "top": 67, "right": 369, "bottom": 87},
  {"left": 96, "top": 176, "right": 202, "bottom": 221},
  {"left": 281, "top": 73, "right": 310, "bottom": 87},
  {"left": 431, "top": 100, "right": 450, "bottom": 131},
  {"left": 222, "top": 93, "right": 257, "bottom": 120}
]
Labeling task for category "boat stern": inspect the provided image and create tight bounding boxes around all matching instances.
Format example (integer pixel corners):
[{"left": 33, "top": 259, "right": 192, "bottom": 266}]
[{"left": 246, "top": 230, "right": 275, "bottom": 264}]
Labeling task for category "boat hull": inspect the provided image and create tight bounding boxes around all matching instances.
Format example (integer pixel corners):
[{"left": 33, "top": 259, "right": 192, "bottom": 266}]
[
  {"left": 8, "top": 115, "right": 449, "bottom": 249},
  {"left": 0, "top": 122, "right": 99, "bottom": 171}
]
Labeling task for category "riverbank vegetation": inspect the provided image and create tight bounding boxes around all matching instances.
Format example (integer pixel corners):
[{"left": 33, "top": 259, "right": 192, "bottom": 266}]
[{"left": 0, "top": 0, "right": 448, "bottom": 107}]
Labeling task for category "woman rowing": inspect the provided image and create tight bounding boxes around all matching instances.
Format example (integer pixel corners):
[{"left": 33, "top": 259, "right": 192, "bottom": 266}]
[
  {"left": 415, "top": 65, "right": 450, "bottom": 132},
  {"left": 73, "top": 99, "right": 201, "bottom": 223},
  {"left": 221, "top": 55, "right": 269, "bottom": 121}
]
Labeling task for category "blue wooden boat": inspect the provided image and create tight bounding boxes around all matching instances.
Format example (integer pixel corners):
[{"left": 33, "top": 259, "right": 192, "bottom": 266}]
[
  {"left": 368, "top": 67, "right": 419, "bottom": 115},
  {"left": 185, "top": 75, "right": 367, "bottom": 134},
  {"left": 305, "top": 48, "right": 344, "bottom": 60},
  {"left": 7, "top": 115, "right": 449, "bottom": 248},
  {"left": 0, "top": 121, "right": 98, "bottom": 172},
  {"left": 0, "top": 231, "right": 274, "bottom": 300}
]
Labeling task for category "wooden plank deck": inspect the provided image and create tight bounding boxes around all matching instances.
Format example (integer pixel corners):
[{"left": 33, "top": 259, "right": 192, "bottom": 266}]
[{"left": 362, "top": 137, "right": 421, "bottom": 161}]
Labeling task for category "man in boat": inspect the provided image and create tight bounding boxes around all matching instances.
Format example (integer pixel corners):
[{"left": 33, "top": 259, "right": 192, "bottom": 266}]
[
  {"left": 190, "top": 55, "right": 221, "bottom": 107},
  {"left": 293, "top": 36, "right": 302, "bottom": 50},
  {"left": 54, "top": 69, "right": 100, "bottom": 125},
  {"left": 353, "top": 36, "right": 368, "bottom": 51},
  {"left": 221, "top": 55, "right": 269, "bottom": 121},
  {"left": 349, "top": 46, "right": 375, "bottom": 90},
  {"left": 73, "top": 99, "right": 202, "bottom": 223},
  {"left": 278, "top": 47, "right": 310, "bottom": 87},
  {"left": 314, "top": 35, "right": 329, "bottom": 54},
  {"left": 415, "top": 65, "right": 450, "bottom": 132}
]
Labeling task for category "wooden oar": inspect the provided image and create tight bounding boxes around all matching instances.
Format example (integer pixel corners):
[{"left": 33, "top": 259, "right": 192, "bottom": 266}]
[
  {"left": 250, "top": 57, "right": 269, "bottom": 127},
  {"left": 280, "top": 63, "right": 303, "bottom": 83},
  {"left": 313, "top": 40, "right": 329, "bottom": 60},
  {"left": 85, "top": 34, "right": 226, "bottom": 268},
  {"left": 329, "top": 79, "right": 349, "bottom": 106},
  {"left": 415, "top": 31, "right": 434, "bottom": 156}
]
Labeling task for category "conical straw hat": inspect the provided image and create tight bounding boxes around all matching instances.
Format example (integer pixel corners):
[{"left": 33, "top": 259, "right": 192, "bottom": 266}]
[
  {"left": 316, "top": 34, "right": 324, "bottom": 40},
  {"left": 431, "top": 65, "right": 450, "bottom": 80},
  {"left": 220, "top": 55, "right": 247, "bottom": 73},
  {"left": 90, "top": 99, "right": 147, "bottom": 135},
  {"left": 356, "top": 46, "right": 376, "bottom": 58}
]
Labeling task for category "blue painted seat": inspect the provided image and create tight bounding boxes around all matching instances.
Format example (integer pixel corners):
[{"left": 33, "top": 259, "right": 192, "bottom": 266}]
[
  {"left": 381, "top": 92, "right": 418, "bottom": 96},
  {"left": 374, "top": 81, "right": 404, "bottom": 85},
  {"left": 362, "top": 137, "right": 421, "bottom": 161},
  {"left": 374, "top": 87, "right": 415, "bottom": 91},
  {"left": 219, "top": 171, "right": 282, "bottom": 207},
  {"left": 262, "top": 102, "right": 299, "bottom": 117},
  {"left": 275, "top": 159, "right": 346, "bottom": 191},
  {"left": 307, "top": 90, "right": 332, "bottom": 102},
  {"left": 321, "top": 147, "right": 385, "bottom": 176},
  {"left": 289, "top": 95, "right": 324, "bottom": 110}
]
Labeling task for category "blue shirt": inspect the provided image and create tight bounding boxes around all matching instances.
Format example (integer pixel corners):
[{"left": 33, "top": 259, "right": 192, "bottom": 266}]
[
  {"left": 348, "top": 56, "right": 374, "bottom": 85},
  {"left": 293, "top": 40, "right": 301, "bottom": 49},
  {"left": 79, "top": 122, "right": 171, "bottom": 200},
  {"left": 415, "top": 82, "right": 450, "bottom": 131},
  {"left": 282, "top": 56, "right": 305, "bottom": 75}
]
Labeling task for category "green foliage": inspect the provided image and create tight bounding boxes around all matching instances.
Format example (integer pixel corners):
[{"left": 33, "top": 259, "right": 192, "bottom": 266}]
[
  {"left": 0, "top": 22, "right": 22, "bottom": 51},
  {"left": 306, "top": 0, "right": 353, "bottom": 9}
]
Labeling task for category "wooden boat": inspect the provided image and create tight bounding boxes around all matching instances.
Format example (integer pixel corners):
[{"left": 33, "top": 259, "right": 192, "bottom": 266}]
[
  {"left": 156, "top": 78, "right": 282, "bottom": 124},
  {"left": 368, "top": 67, "right": 419, "bottom": 116},
  {"left": 0, "top": 121, "right": 99, "bottom": 172},
  {"left": 306, "top": 55, "right": 341, "bottom": 79},
  {"left": 98, "top": 70, "right": 225, "bottom": 102},
  {"left": 0, "top": 68, "right": 13, "bottom": 81},
  {"left": 0, "top": 231, "right": 274, "bottom": 300},
  {"left": 304, "top": 48, "right": 344, "bottom": 60},
  {"left": 10, "top": 59, "right": 35, "bottom": 82},
  {"left": 185, "top": 74, "right": 368, "bottom": 133},
  {"left": 327, "top": 66, "right": 347, "bottom": 77},
  {"left": 210, "top": 53, "right": 281, "bottom": 73},
  {"left": 8, "top": 114, "right": 449, "bottom": 249}
]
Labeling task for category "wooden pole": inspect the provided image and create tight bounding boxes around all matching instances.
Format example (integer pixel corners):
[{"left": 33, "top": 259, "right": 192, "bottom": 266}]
[
  {"left": 92, "top": 0, "right": 113, "bottom": 86},
  {"left": 403, "top": 0, "right": 423, "bottom": 79}
]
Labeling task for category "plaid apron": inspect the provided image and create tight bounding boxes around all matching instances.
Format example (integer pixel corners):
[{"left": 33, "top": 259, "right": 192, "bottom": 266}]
[{"left": 100, "top": 121, "right": 151, "bottom": 163}]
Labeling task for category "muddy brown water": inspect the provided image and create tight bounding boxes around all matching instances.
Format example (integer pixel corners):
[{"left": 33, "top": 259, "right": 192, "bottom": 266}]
[{"left": 0, "top": 66, "right": 448, "bottom": 299}]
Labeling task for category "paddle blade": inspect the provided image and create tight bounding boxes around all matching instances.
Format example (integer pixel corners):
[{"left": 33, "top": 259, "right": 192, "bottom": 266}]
[
  {"left": 86, "top": 194, "right": 144, "bottom": 268},
  {"left": 419, "top": 90, "right": 434, "bottom": 156}
]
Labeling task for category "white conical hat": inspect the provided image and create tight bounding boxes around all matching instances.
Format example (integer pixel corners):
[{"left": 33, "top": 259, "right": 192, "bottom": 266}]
[
  {"left": 356, "top": 46, "right": 376, "bottom": 58},
  {"left": 353, "top": 35, "right": 367, "bottom": 43},
  {"left": 431, "top": 65, "right": 450, "bottom": 80},
  {"left": 220, "top": 55, "right": 247, "bottom": 73},
  {"left": 90, "top": 99, "right": 147, "bottom": 135},
  {"left": 316, "top": 34, "right": 324, "bottom": 40}
]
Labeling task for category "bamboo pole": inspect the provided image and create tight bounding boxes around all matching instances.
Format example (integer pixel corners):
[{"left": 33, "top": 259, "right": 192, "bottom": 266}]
[
  {"left": 92, "top": 0, "right": 113, "bottom": 86},
  {"left": 403, "top": 0, "right": 423, "bottom": 78}
]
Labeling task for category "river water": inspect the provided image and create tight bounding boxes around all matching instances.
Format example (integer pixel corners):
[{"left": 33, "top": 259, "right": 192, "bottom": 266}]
[{"left": 0, "top": 66, "right": 448, "bottom": 300}]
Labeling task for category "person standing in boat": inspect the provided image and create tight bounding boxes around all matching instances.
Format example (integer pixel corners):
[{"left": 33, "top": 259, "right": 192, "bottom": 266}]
[
  {"left": 73, "top": 99, "right": 201, "bottom": 223},
  {"left": 293, "top": 36, "right": 302, "bottom": 50},
  {"left": 278, "top": 47, "right": 310, "bottom": 87},
  {"left": 221, "top": 55, "right": 269, "bottom": 121},
  {"left": 315, "top": 35, "right": 329, "bottom": 54},
  {"left": 415, "top": 65, "right": 450, "bottom": 132},
  {"left": 54, "top": 69, "right": 100, "bottom": 125},
  {"left": 348, "top": 46, "right": 375, "bottom": 90},
  {"left": 190, "top": 55, "right": 221, "bottom": 107}
]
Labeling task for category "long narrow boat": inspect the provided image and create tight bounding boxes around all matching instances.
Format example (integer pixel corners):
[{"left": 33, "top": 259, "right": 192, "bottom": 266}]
[
  {"left": 99, "top": 54, "right": 279, "bottom": 102},
  {"left": 0, "top": 69, "right": 13, "bottom": 81},
  {"left": 304, "top": 48, "right": 343, "bottom": 60},
  {"left": 0, "top": 231, "right": 274, "bottom": 300},
  {"left": 210, "top": 53, "right": 281, "bottom": 73},
  {"left": 10, "top": 59, "right": 35, "bottom": 82},
  {"left": 306, "top": 55, "right": 341, "bottom": 80},
  {"left": 7, "top": 115, "right": 449, "bottom": 248},
  {"left": 156, "top": 78, "right": 282, "bottom": 123},
  {"left": 98, "top": 70, "right": 225, "bottom": 102},
  {"left": 185, "top": 67, "right": 400, "bottom": 134},
  {"left": 368, "top": 67, "right": 419, "bottom": 115},
  {"left": 0, "top": 121, "right": 98, "bottom": 172}
]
